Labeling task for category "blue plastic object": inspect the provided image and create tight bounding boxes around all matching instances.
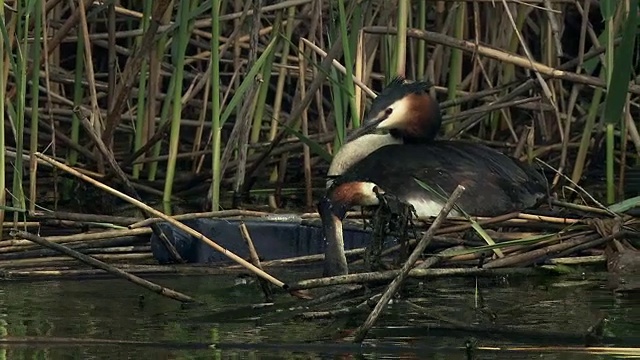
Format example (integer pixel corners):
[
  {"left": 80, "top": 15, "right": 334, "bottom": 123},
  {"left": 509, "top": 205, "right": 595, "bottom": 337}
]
[{"left": 149, "top": 216, "right": 388, "bottom": 265}]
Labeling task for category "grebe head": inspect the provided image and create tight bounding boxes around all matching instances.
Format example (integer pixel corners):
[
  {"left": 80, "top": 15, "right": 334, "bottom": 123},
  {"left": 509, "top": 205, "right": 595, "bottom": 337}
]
[{"left": 346, "top": 77, "right": 442, "bottom": 143}]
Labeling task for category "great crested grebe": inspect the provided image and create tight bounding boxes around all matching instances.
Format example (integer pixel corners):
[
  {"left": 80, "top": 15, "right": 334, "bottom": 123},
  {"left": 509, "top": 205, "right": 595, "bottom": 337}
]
[
  {"left": 319, "top": 77, "right": 548, "bottom": 277},
  {"left": 326, "top": 78, "right": 442, "bottom": 187}
]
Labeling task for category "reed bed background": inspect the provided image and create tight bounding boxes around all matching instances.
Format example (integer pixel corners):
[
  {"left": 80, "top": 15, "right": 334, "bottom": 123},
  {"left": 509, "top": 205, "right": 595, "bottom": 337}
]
[{"left": 0, "top": 0, "right": 639, "bottom": 248}]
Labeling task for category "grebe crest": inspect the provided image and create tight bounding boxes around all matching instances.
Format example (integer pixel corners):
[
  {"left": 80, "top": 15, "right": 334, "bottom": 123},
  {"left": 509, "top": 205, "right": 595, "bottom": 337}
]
[{"left": 365, "top": 77, "right": 442, "bottom": 143}]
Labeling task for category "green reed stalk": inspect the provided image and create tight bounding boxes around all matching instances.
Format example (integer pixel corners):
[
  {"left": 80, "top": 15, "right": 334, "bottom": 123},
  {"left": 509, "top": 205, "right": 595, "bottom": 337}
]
[
  {"left": 395, "top": 0, "right": 408, "bottom": 76},
  {"left": 28, "top": 0, "right": 42, "bottom": 214},
  {"left": 445, "top": 2, "right": 465, "bottom": 132},
  {"left": 132, "top": 0, "right": 153, "bottom": 179},
  {"left": 329, "top": 64, "right": 346, "bottom": 150},
  {"left": 601, "top": 0, "right": 638, "bottom": 204},
  {"left": 349, "top": 4, "right": 361, "bottom": 74},
  {"left": 11, "top": 1, "right": 30, "bottom": 216},
  {"left": 220, "top": 38, "right": 278, "bottom": 126},
  {"left": 327, "top": 2, "right": 353, "bottom": 150},
  {"left": 210, "top": 0, "right": 222, "bottom": 210},
  {"left": 217, "top": 35, "right": 279, "bottom": 201},
  {"left": 267, "top": 6, "right": 296, "bottom": 144},
  {"left": 0, "top": 0, "right": 6, "bottom": 228},
  {"left": 571, "top": 87, "right": 603, "bottom": 184},
  {"left": 163, "top": 0, "right": 196, "bottom": 209},
  {"left": 337, "top": 0, "right": 359, "bottom": 128},
  {"left": 417, "top": 1, "right": 426, "bottom": 79},
  {"left": 502, "top": 8, "right": 529, "bottom": 87},
  {"left": 62, "top": 22, "right": 86, "bottom": 202}
]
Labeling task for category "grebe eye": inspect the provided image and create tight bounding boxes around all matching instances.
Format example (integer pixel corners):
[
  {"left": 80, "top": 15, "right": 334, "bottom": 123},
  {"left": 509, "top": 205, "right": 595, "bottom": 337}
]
[{"left": 385, "top": 108, "right": 393, "bottom": 115}]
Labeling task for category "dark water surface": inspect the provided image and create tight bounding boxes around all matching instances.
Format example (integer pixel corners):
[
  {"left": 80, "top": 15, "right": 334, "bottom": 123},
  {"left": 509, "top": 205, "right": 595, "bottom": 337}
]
[{"left": 0, "top": 266, "right": 639, "bottom": 359}]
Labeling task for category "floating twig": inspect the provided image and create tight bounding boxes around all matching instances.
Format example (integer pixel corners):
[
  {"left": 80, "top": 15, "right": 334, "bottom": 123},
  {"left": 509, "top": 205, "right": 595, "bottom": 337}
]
[
  {"left": 482, "top": 233, "right": 605, "bottom": 268},
  {"left": 30, "top": 211, "right": 141, "bottom": 226},
  {"left": 239, "top": 222, "right": 275, "bottom": 301}
]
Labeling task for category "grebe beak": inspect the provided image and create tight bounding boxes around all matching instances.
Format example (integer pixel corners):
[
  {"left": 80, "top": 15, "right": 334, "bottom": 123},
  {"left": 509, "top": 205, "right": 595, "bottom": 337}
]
[
  {"left": 318, "top": 196, "right": 348, "bottom": 276},
  {"left": 344, "top": 113, "right": 388, "bottom": 143},
  {"left": 344, "top": 122, "right": 379, "bottom": 143}
]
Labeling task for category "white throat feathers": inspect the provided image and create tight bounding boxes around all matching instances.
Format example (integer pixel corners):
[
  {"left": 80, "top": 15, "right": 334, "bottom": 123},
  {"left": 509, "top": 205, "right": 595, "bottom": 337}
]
[{"left": 326, "top": 133, "right": 401, "bottom": 188}]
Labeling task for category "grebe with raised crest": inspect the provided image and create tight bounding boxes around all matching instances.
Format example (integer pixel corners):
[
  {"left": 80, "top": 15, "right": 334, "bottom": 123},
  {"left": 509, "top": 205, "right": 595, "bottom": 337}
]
[{"left": 320, "top": 77, "right": 548, "bottom": 277}]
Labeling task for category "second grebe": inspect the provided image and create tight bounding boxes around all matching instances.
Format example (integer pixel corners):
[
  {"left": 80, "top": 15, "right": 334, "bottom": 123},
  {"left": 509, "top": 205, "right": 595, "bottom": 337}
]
[{"left": 320, "top": 78, "right": 548, "bottom": 277}]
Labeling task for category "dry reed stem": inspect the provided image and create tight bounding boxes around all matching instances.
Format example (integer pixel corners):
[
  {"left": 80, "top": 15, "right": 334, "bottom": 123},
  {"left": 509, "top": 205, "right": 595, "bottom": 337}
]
[
  {"left": 239, "top": 222, "right": 275, "bottom": 300},
  {"left": 300, "top": 38, "right": 376, "bottom": 98},
  {"left": 243, "top": 38, "right": 344, "bottom": 187},
  {"left": 0, "top": 228, "right": 151, "bottom": 250},
  {"left": 0, "top": 245, "right": 149, "bottom": 263},
  {"left": 352, "top": 185, "right": 466, "bottom": 343},
  {"left": 499, "top": 0, "right": 561, "bottom": 121},
  {"left": 73, "top": 108, "right": 184, "bottom": 262},
  {"left": 224, "top": 247, "right": 366, "bottom": 268},
  {"left": 517, "top": 213, "right": 581, "bottom": 224},
  {"left": 482, "top": 232, "right": 606, "bottom": 268},
  {"left": 0, "top": 252, "right": 153, "bottom": 268},
  {"left": 364, "top": 26, "right": 640, "bottom": 94},
  {"left": 102, "top": 0, "right": 173, "bottom": 144},
  {"left": 548, "top": 255, "right": 605, "bottom": 265},
  {"left": 31, "top": 211, "right": 140, "bottom": 226},
  {"left": 0, "top": 238, "right": 147, "bottom": 260},
  {"left": 128, "top": 209, "right": 270, "bottom": 228},
  {"left": 288, "top": 267, "right": 546, "bottom": 291},
  {"left": 77, "top": 0, "right": 102, "bottom": 139},
  {"left": 0, "top": 264, "right": 247, "bottom": 279},
  {"left": 416, "top": 245, "right": 466, "bottom": 269},
  {"left": 1, "top": 222, "right": 39, "bottom": 228},
  {"left": 11, "top": 230, "right": 197, "bottom": 303},
  {"left": 33, "top": 152, "right": 293, "bottom": 293}
]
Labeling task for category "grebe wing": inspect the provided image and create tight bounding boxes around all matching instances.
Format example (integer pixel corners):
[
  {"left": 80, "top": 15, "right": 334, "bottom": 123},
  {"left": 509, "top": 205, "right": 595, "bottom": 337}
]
[{"left": 332, "top": 142, "right": 546, "bottom": 215}]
